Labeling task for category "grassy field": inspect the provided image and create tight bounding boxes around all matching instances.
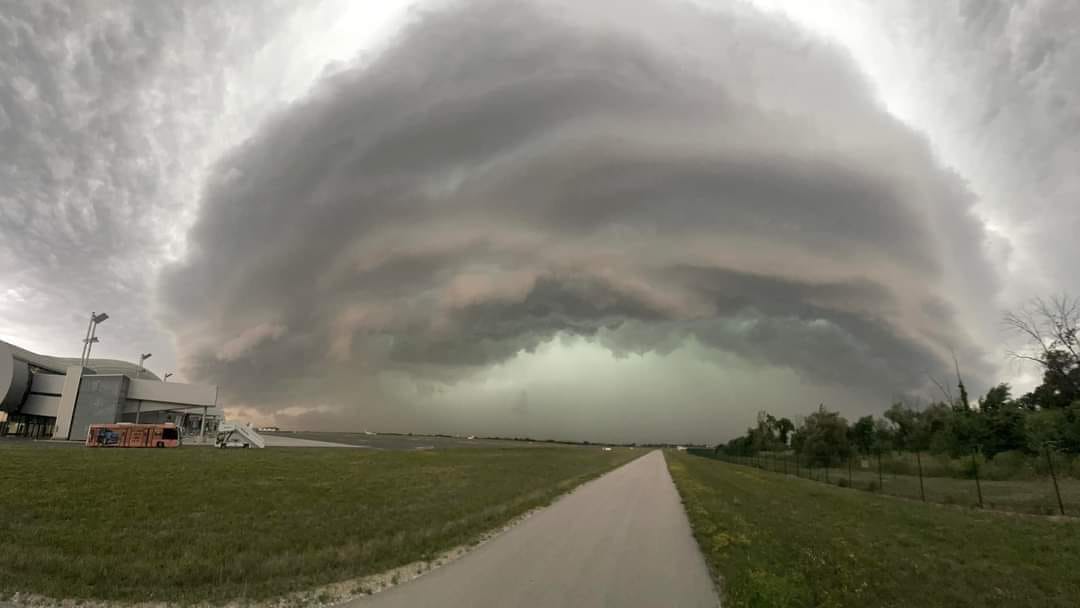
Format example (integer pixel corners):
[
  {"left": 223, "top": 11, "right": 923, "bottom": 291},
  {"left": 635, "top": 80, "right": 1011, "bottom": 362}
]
[
  {"left": 711, "top": 452, "right": 1079, "bottom": 516},
  {"left": 0, "top": 444, "right": 636, "bottom": 604},
  {"left": 667, "top": 451, "right": 1080, "bottom": 608}
]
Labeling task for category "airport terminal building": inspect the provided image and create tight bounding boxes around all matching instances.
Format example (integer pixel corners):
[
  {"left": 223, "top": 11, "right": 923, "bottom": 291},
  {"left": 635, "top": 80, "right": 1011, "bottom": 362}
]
[{"left": 0, "top": 339, "right": 223, "bottom": 442}]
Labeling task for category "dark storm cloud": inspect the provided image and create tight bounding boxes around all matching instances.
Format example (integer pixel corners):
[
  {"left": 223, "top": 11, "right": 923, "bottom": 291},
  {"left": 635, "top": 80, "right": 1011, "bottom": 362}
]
[{"left": 161, "top": 0, "right": 1001, "bottom": 417}]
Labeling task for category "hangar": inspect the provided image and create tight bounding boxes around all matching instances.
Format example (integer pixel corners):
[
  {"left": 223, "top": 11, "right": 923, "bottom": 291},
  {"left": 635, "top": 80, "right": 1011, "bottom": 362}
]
[{"left": 0, "top": 339, "right": 223, "bottom": 442}]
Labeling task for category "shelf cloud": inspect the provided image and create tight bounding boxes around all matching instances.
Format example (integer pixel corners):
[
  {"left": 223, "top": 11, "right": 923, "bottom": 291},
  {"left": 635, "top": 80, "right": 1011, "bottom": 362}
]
[{"left": 158, "top": 0, "right": 1002, "bottom": 437}]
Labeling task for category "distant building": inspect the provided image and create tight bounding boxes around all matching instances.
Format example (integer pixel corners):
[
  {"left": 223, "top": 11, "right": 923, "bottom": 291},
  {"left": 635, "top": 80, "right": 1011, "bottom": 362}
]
[
  {"left": 0, "top": 339, "right": 223, "bottom": 442},
  {"left": 257, "top": 426, "right": 280, "bottom": 432}
]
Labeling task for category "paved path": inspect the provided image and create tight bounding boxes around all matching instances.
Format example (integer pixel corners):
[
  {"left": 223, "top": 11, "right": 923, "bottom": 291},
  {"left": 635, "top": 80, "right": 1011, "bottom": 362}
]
[{"left": 350, "top": 450, "right": 719, "bottom": 607}]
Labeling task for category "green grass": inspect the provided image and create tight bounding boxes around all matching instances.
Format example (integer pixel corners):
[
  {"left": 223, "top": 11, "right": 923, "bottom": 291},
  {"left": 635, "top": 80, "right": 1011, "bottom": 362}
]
[
  {"left": 712, "top": 452, "right": 1079, "bottom": 516},
  {"left": 0, "top": 445, "right": 636, "bottom": 604},
  {"left": 666, "top": 451, "right": 1080, "bottom": 608}
]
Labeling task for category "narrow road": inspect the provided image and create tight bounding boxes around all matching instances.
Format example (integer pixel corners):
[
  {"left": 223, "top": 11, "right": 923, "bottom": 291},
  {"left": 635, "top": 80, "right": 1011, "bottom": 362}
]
[{"left": 350, "top": 450, "right": 719, "bottom": 607}]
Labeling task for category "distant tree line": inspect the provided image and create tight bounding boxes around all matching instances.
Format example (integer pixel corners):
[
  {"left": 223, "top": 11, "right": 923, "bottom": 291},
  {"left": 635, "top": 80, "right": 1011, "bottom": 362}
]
[{"left": 718, "top": 295, "right": 1080, "bottom": 466}]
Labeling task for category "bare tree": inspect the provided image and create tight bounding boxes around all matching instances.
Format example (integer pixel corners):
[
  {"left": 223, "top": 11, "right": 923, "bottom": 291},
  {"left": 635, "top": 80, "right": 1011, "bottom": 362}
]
[
  {"left": 1004, "top": 295, "right": 1080, "bottom": 399},
  {"left": 1004, "top": 295, "right": 1080, "bottom": 365},
  {"left": 926, "top": 372, "right": 954, "bottom": 404}
]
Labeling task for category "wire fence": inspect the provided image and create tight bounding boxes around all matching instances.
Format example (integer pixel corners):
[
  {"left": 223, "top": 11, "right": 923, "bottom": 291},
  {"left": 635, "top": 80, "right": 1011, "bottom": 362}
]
[{"left": 688, "top": 448, "right": 1078, "bottom": 517}]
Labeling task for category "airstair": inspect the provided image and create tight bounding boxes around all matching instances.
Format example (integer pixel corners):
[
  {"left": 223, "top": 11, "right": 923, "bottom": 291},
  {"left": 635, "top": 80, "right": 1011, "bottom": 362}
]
[{"left": 214, "top": 422, "right": 265, "bottom": 448}]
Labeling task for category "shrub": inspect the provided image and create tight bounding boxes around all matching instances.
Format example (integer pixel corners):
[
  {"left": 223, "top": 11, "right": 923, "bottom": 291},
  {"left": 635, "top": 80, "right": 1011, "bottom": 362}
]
[
  {"left": 866, "top": 480, "right": 879, "bottom": 492},
  {"left": 983, "top": 450, "right": 1033, "bottom": 480},
  {"left": 837, "top": 478, "right": 850, "bottom": 488},
  {"left": 1067, "top": 456, "right": 1080, "bottom": 480},
  {"left": 959, "top": 456, "right": 983, "bottom": 480}
]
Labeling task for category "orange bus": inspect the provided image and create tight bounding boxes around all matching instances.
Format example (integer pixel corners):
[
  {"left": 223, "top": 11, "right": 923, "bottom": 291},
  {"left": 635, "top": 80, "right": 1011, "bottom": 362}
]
[{"left": 86, "top": 423, "right": 182, "bottom": 448}]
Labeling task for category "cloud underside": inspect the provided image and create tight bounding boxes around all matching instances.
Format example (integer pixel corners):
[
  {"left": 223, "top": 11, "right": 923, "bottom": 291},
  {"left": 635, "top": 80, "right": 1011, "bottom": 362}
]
[{"left": 161, "top": 0, "right": 999, "bottom": 421}]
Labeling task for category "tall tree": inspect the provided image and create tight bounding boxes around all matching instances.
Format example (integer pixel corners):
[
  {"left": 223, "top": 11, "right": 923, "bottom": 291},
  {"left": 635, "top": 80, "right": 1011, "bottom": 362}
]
[
  {"left": 849, "top": 415, "right": 877, "bottom": 455},
  {"left": 883, "top": 402, "right": 919, "bottom": 450},
  {"left": 796, "top": 404, "right": 852, "bottom": 467},
  {"left": 776, "top": 417, "right": 795, "bottom": 446},
  {"left": 1005, "top": 295, "right": 1080, "bottom": 408},
  {"left": 978, "top": 383, "right": 1012, "bottom": 413}
]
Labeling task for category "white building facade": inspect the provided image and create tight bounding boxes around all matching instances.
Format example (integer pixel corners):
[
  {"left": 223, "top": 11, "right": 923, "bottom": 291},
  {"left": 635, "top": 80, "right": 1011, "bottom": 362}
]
[{"left": 0, "top": 339, "right": 223, "bottom": 442}]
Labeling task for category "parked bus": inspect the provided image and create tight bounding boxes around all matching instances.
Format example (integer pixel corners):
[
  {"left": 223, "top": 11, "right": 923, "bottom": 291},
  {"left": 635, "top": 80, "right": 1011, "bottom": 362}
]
[{"left": 86, "top": 423, "right": 182, "bottom": 448}]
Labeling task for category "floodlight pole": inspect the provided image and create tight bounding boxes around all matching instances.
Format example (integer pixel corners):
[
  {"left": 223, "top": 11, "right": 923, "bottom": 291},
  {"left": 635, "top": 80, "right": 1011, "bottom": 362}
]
[
  {"left": 137, "top": 353, "right": 152, "bottom": 379},
  {"left": 85, "top": 323, "right": 100, "bottom": 362},
  {"left": 81, "top": 312, "right": 109, "bottom": 368},
  {"left": 80, "top": 313, "right": 96, "bottom": 366}
]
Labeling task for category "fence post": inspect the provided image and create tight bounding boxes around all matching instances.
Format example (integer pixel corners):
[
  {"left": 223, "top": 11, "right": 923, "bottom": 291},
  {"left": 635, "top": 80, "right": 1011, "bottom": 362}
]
[
  {"left": 877, "top": 449, "right": 883, "bottom": 491},
  {"left": 971, "top": 449, "right": 983, "bottom": 508},
  {"left": 783, "top": 454, "right": 788, "bottom": 475},
  {"left": 824, "top": 458, "right": 830, "bottom": 483},
  {"left": 915, "top": 451, "right": 926, "bottom": 502},
  {"left": 1046, "top": 446, "right": 1065, "bottom": 516},
  {"left": 847, "top": 456, "right": 853, "bottom": 487},
  {"left": 796, "top": 453, "right": 800, "bottom": 478}
]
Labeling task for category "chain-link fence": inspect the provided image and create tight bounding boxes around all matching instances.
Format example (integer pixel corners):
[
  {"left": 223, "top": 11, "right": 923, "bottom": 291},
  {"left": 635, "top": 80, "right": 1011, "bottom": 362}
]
[{"left": 689, "top": 448, "right": 1077, "bottom": 517}]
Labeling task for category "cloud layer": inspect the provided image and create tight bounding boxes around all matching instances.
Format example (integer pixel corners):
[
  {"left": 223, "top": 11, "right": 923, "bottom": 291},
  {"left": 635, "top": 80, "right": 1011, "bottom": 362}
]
[
  {"left": 160, "top": 0, "right": 1002, "bottom": 435},
  {"left": 0, "top": 1, "right": 306, "bottom": 363},
  {"left": 0, "top": 0, "right": 404, "bottom": 368}
]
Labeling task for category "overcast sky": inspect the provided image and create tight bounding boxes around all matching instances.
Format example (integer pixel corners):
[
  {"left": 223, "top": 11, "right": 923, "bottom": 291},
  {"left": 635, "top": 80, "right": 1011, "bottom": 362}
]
[{"left": 2, "top": 0, "right": 1077, "bottom": 443}]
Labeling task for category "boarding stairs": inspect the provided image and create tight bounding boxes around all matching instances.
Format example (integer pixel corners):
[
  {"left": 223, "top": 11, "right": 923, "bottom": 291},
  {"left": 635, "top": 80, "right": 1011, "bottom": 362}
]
[{"left": 214, "top": 422, "right": 266, "bottom": 448}]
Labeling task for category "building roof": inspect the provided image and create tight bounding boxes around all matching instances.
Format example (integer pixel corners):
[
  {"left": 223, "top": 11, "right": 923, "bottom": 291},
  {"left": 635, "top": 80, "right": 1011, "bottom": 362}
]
[{"left": 1, "top": 339, "right": 161, "bottom": 381}]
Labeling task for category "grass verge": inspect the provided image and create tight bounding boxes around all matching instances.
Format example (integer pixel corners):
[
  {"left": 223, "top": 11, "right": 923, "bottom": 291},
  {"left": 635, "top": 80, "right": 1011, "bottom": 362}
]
[
  {"left": 0, "top": 445, "right": 636, "bottom": 604},
  {"left": 666, "top": 450, "right": 1080, "bottom": 608},
  {"left": 704, "top": 452, "right": 1080, "bottom": 516}
]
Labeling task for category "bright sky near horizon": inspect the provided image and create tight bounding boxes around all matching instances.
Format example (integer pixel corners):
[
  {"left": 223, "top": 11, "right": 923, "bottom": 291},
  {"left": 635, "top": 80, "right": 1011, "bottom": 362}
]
[{"left": 2, "top": 0, "right": 1077, "bottom": 442}]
